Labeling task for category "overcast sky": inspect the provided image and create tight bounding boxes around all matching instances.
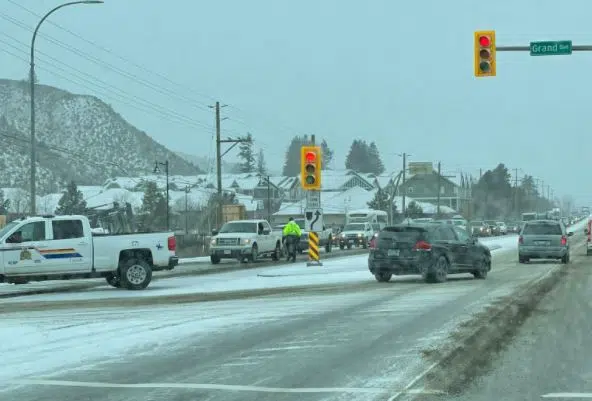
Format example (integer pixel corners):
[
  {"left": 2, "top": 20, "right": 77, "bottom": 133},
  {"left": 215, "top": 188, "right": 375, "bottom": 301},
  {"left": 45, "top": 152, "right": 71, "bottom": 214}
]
[{"left": 0, "top": 0, "right": 590, "bottom": 204}]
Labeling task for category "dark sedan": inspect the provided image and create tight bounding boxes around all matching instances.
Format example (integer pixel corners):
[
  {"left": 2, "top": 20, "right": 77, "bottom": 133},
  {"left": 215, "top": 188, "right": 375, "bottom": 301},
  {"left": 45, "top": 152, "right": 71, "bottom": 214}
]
[{"left": 368, "top": 223, "right": 491, "bottom": 283}]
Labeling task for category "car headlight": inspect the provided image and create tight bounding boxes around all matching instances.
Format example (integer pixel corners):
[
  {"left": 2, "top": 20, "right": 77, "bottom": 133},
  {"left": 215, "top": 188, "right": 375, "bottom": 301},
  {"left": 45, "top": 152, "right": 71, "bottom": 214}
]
[
  {"left": 241, "top": 238, "right": 251, "bottom": 245},
  {"left": 210, "top": 238, "right": 216, "bottom": 245}
]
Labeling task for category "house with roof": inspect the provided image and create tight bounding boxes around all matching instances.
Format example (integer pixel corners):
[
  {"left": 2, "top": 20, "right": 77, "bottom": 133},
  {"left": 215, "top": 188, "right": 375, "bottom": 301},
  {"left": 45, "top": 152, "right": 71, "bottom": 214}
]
[
  {"left": 319, "top": 170, "right": 375, "bottom": 192},
  {"left": 397, "top": 162, "right": 463, "bottom": 212}
]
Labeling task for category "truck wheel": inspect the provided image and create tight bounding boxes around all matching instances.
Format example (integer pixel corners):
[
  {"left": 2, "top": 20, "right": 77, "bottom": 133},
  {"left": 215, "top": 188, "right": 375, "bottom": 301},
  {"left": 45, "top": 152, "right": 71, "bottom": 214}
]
[
  {"left": 339, "top": 244, "right": 345, "bottom": 250},
  {"left": 120, "top": 258, "right": 152, "bottom": 290},
  {"left": 210, "top": 255, "right": 221, "bottom": 264},
  {"left": 105, "top": 272, "right": 121, "bottom": 288}
]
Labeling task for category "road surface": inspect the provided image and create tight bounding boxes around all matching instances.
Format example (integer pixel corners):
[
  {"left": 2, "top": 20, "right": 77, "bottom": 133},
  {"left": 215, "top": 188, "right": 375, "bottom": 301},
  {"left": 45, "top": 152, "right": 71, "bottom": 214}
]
[
  {"left": 411, "top": 235, "right": 592, "bottom": 401},
  {"left": 0, "top": 233, "right": 584, "bottom": 401}
]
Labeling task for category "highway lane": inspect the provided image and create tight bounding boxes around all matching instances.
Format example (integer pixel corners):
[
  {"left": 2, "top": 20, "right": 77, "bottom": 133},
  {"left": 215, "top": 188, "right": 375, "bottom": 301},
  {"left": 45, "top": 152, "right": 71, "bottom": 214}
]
[
  {"left": 1, "top": 234, "right": 584, "bottom": 401},
  {"left": 407, "top": 235, "right": 592, "bottom": 401}
]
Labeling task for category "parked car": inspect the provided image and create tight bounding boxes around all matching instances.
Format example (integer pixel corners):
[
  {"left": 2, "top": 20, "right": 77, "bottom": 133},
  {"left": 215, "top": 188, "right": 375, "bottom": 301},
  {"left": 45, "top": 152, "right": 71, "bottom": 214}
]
[
  {"left": 368, "top": 223, "right": 491, "bottom": 283},
  {"left": 518, "top": 220, "right": 573, "bottom": 264}
]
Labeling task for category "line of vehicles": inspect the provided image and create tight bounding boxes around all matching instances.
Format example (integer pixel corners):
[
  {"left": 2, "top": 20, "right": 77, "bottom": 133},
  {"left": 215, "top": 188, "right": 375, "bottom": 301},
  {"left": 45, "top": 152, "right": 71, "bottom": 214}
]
[
  {"left": 208, "top": 210, "right": 389, "bottom": 263},
  {"left": 368, "top": 213, "right": 588, "bottom": 284}
]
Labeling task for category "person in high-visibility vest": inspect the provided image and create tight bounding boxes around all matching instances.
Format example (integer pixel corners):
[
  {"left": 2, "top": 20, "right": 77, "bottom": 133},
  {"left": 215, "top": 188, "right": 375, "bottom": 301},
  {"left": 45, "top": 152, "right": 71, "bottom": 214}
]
[{"left": 282, "top": 217, "right": 302, "bottom": 262}]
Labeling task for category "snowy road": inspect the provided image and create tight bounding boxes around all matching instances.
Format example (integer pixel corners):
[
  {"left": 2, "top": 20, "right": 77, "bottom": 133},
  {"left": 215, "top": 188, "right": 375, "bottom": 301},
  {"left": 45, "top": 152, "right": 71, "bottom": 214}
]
[
  {"left": 0, "top": 229, "right": 585, "bottom": 401},
  {"left": 0, "top": 235, "right": 519, "bottom": 300}
]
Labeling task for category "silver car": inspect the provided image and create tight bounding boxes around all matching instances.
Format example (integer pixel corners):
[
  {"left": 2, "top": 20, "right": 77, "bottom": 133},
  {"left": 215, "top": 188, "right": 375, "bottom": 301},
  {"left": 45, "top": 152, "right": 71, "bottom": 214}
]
[{"left": 518, "top": 220, "right": 573, "bottom": 264}]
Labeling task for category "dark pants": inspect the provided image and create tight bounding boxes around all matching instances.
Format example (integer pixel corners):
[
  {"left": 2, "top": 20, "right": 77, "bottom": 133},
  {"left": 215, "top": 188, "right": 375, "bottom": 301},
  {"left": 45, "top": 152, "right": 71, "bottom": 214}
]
[{"left": 285, "top": 235, "right": 299, "bottom": 260}]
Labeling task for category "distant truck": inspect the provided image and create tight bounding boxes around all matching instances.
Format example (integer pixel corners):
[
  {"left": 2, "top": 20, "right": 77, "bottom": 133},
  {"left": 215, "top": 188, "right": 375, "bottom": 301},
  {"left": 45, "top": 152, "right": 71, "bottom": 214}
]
[
  {"left": 210, "top": 219, "right": 283, "bottom": 263},
  {"left": 0, "top": 214, "right": 178, "bottom": 290}
]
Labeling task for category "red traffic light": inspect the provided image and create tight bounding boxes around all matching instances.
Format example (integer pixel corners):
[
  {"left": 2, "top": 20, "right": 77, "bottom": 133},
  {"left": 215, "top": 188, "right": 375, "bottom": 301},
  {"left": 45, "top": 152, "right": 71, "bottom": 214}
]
[
  {"left": 479, "top": 36, "right": 491, "bottom": 47},
  {"left": 305, "top": 151, "right": 316, "bottom": 163}
]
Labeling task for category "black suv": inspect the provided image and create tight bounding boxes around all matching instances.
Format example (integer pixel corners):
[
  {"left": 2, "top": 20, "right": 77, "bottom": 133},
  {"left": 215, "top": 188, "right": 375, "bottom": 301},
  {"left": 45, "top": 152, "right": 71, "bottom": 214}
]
[{"left": 368, "top": 223, "right": 492, "bottom": 283}]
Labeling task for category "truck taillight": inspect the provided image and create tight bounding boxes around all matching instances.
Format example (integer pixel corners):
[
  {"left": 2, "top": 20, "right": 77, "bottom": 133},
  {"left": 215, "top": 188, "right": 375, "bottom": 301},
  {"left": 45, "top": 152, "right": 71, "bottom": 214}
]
[
  {"left": 168, "top": 235, "right": 176, "bottom": 251},
  {"left": 413, "top": 240, "right": 432, "bottom": 251},
  {"left": 518, "top": 235, "right": 524, "bottom": 244},
  {"left": 561, "top": 235, "right": 567, "bottom": 246}
]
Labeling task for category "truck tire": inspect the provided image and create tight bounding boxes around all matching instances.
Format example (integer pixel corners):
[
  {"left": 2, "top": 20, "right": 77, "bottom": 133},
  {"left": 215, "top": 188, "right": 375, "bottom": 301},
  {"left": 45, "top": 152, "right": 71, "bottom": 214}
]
[
  {"left": 120, "top": 258, "right": 152, "bottom": 290},
  {"left": 105, "top": 273, "right": 121, "bottom": 288},
  {"left": 210, "top": 255, "right": 221, "bottom": 264}
]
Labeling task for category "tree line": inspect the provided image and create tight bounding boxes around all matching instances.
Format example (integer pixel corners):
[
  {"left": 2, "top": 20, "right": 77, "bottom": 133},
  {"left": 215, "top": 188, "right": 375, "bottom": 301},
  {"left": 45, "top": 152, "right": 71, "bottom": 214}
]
[{"left": 234, "top": 134, "right": 386, "bottom": 176}]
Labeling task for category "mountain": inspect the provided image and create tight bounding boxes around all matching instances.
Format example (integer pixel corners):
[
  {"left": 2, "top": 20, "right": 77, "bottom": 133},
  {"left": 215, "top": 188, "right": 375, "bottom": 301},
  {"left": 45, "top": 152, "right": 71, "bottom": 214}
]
[
  {"left": 176, "top": 151, "right": 241, "bottom": 174},
  {"left": 0, "top": 79, "right": 201, "bottom": 194}
]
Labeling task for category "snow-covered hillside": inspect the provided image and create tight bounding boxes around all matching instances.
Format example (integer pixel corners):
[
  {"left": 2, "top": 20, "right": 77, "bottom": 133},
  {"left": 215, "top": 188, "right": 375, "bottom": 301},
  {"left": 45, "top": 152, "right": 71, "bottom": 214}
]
[{"left": 0, "top": 79, "right": 200, "bottom": 193}]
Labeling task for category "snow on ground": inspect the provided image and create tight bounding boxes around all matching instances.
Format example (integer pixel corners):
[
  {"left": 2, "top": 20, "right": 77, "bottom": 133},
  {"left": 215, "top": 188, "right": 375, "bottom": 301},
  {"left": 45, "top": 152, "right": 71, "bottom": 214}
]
[
  {"left": 0, "top": 297, "right": 327, "bottom": 384},
  {"left": 1, "top": 235, "right": 519, "bottom": 304}
]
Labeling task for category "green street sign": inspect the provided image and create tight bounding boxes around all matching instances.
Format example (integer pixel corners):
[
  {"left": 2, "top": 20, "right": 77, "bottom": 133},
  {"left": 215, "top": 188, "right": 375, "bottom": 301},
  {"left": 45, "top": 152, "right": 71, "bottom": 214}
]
[{"left": 530, "top": 40, "right": 572, "bottom": 56}]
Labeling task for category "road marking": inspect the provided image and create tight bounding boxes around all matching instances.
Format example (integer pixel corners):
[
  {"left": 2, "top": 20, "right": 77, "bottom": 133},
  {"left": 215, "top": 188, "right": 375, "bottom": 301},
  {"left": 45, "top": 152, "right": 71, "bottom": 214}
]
[
  {"left": 542, "top": 394, "right": 592, "bottom": 398},
  {"left": 386, "top": 361, "right": 441, "bottom": 401},
  {"left": 14, "top": 379, "right": 446, "bottom": 395}
]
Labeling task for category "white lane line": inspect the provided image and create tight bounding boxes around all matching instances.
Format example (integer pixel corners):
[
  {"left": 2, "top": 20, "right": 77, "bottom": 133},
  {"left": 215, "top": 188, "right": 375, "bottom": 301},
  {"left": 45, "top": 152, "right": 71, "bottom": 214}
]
[
  {"left": 542, "top": 393, "right": 592, "bottom": 398},
  {"left": 386, "top": 361, "right": 440, "bottom": 401},
  {"left": 14, "top": 379, "right": 446, "bottom": 395}
]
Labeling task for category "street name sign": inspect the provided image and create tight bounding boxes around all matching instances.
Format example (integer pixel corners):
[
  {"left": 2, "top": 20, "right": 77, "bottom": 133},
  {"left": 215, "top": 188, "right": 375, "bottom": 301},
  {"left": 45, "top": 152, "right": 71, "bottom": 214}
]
[{"left": 530, "top": 40, "right": 572, "bottom": 56}]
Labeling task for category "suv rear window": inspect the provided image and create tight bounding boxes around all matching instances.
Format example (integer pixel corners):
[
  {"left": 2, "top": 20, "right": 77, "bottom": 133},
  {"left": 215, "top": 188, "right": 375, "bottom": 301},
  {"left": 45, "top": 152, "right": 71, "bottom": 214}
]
[
  {"left": 379, "top": 226, "right": 427, "bottom": 242},
  {"left": 523, "top": 222, "right": 562, "bottom": 235}
]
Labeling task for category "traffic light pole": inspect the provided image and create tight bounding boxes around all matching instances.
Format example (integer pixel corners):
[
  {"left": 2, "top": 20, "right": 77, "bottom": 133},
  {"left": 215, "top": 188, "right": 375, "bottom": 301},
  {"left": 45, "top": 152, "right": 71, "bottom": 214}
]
[{"left": 305, "top": 134, "right": 323, "bottom": 267}]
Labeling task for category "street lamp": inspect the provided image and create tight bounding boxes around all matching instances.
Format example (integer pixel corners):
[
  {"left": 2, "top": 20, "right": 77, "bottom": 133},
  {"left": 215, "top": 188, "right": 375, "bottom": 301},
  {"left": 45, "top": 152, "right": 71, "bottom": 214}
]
[
  {"left": 29, "top": 1, "right": 103, "bottom": 215},
  {"left": 153, "top": 160, "right": 170, "bottom": 231}
]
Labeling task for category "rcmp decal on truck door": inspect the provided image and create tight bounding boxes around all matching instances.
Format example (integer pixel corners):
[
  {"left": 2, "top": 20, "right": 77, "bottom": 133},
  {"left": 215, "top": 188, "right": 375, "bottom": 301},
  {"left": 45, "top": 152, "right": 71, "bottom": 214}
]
[{"left": 37, "top": 248, "right": 82, "bottom": 259}]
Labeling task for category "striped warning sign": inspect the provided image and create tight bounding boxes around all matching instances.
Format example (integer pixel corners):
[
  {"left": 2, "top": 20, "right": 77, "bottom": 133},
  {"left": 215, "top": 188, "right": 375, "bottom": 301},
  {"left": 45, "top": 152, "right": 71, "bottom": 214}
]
[{"left": 308, "top": 231, "right": 320, "bottom": 261}]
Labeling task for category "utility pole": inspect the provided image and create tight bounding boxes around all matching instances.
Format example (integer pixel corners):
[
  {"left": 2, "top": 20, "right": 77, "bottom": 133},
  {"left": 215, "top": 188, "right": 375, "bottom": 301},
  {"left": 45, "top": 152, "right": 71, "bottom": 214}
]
[
  {"left": 513, "top": 168, "right": 519, "bottom": 217},
  {"left": 436, "top": 162, "right": 441, "bottom": 217},
  {"left": 267, "top": 176, "right": 271, "bottom": 221},
  {"left": 210, "top": 101, "right": 250, "bottom": 228},
  {"left": 401, "top": 153, "right": 408, "bottom": 217}
]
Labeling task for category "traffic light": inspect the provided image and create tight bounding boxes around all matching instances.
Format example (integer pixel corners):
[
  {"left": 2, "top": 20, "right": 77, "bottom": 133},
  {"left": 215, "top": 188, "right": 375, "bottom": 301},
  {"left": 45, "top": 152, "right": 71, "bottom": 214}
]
[
  {"left": 474, "top": 30, "right": 496, "bottom": 77},
  {"left": 300, "top": 146, "right": 322, "bottom": 190}
]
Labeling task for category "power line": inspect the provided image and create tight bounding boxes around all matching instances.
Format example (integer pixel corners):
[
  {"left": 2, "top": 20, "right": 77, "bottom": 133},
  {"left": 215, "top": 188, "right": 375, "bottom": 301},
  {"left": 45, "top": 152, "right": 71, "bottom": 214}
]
[{"left": 0, "top": 35, "right": 214, "bottom": 131}]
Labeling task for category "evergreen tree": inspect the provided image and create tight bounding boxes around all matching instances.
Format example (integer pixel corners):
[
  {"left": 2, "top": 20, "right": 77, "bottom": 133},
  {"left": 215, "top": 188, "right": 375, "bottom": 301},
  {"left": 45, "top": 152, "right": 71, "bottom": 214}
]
[
  {"left": 320, "top": 139, "right": 334, "bottom": 170},
  {"left": 345, "top": 139, "right": 371, "bottom": 173},
  {"left": 367, "top": 188, "right": 390, "bottom": 212},
  {"left": 282, "top": 135, "right": 310, "bottom": 176},
  {"left": 237, "top": 133, "right": 256, "bottom": 173},
  {"left": 55, "top": 181, "right": 87, "bottom": 215},
  {"left": 139, "top": 181, "right": 168, "bottom": 231},
  {"left": 406, "top": 201, "right": 424, "bottom": 218},
  {"left": 256, "top": 148, "right": 267, "bottom": 175},
  {"left": 368, "top": 142, "right": 385, "bottom": 175}
]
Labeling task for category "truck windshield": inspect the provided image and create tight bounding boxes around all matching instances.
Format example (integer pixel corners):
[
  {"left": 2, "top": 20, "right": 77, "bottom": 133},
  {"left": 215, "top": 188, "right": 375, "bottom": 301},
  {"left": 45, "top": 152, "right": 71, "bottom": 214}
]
[
  {"left": 219, "top": 222, "right": 257, "bottom": 234},
  {"left": 343, "top": 223, "right": 365, "bottom": 231},
  {"left": 0, "top": 221, "right": 18, "bottom": 239}
]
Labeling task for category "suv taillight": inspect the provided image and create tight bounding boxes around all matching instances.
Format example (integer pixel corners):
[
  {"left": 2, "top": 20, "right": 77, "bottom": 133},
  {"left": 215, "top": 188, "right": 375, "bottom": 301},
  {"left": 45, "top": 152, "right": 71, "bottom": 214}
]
[
  {"left": 413, "top": 240, "right": 432, "bottom": 251},
  {"left": 518, "top": 235, "right": 524, "bottom": 244},
  {"left": 168, "top": 235, "right": 176, "bottom": 251},
  {"left": 561, "top": 235, "right": 567, "bottom": 246}
]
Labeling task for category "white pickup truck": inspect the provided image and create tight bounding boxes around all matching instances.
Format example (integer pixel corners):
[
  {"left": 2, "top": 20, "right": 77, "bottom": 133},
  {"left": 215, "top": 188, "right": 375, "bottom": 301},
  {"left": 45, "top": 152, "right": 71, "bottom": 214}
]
[
  {"left": 210, "top": 219, "right": 283, "bottom": 263},
  {"left": 0, "top": 214, "right": 178, "bottom": 290}
]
